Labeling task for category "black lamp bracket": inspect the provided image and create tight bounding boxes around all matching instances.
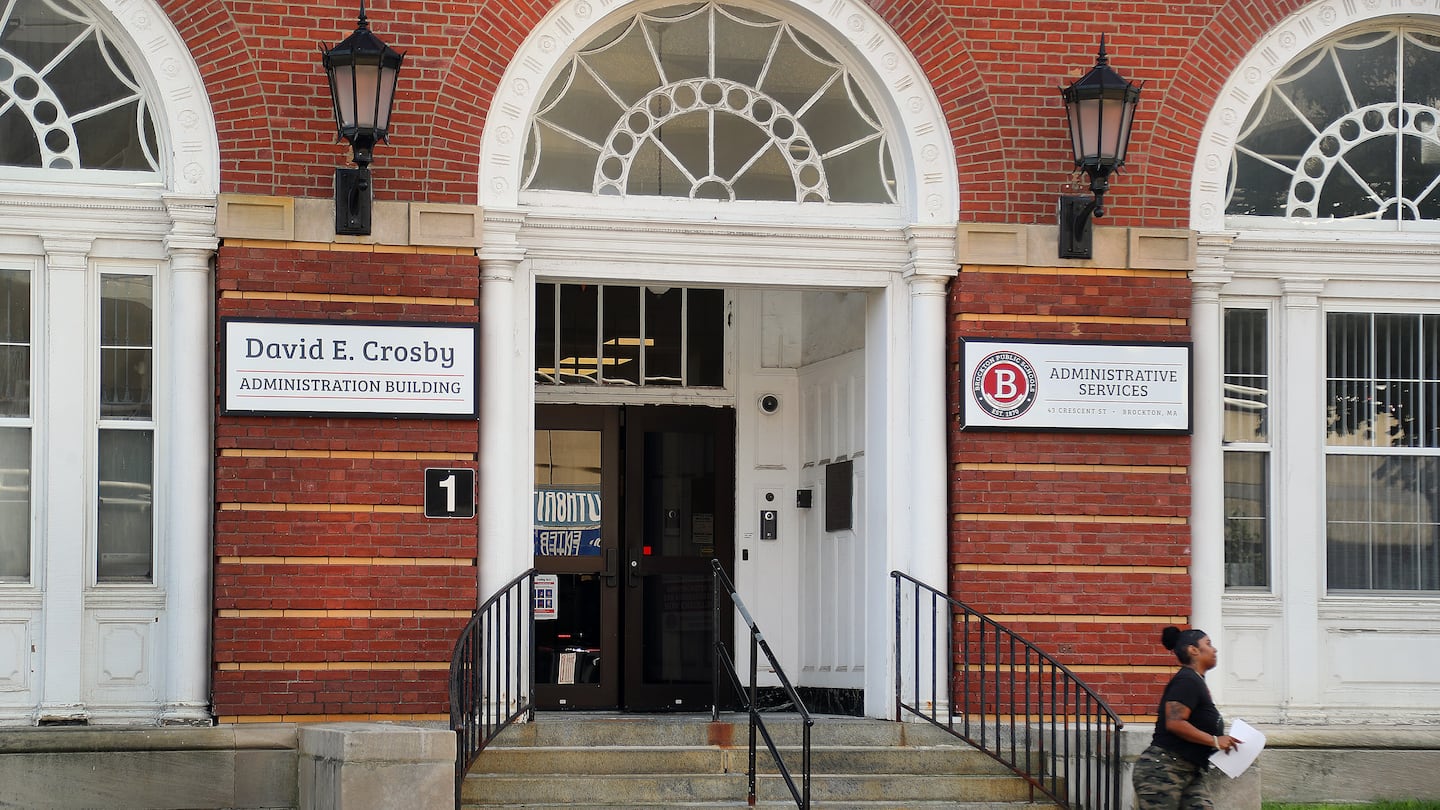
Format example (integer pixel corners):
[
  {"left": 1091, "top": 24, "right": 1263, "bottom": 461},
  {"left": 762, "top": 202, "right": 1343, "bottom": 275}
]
[{"left": 335, "top": 166, "right": 372, "bottom": 236}]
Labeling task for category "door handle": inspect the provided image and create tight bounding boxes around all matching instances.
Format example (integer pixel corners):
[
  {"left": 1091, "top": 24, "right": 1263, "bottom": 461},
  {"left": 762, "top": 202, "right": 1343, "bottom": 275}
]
[
  {"left": 602, "top": 548, "right": 619, "bottom": 588},
  {"left": 627, "top": 550, "right": 640, "bottom": 588}
]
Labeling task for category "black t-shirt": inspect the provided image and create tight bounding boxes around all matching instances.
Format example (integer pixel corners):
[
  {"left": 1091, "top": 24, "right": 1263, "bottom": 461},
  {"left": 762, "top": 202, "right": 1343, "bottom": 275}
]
[{"left": 1151, "top": 667, "right": 1223, "bottom": 767}]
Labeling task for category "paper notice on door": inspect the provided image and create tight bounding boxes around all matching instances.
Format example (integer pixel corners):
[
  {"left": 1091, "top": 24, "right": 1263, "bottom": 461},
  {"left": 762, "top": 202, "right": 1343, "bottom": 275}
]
[
  {"left": 1209, "top": 718, "right": 1265, "bottom": 778},
  {"left": 558, "top": 652, "right": 577, "bottom": 685}
]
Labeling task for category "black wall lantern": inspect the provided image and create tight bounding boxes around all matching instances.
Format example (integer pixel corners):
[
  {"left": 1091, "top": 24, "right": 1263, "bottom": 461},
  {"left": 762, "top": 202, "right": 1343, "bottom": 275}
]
[
  {"left": 321, "top": 1, "right": 404, "bottom": 236},
  {"left": 1058, "top": 36, "right": 1141, "bottom": 259}
]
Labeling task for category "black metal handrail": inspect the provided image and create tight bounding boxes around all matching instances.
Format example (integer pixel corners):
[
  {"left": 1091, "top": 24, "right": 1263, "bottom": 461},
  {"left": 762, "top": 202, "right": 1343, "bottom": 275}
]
[
  {"left": 711, "top": 559, "right": 813, "bottom": 809},
  {"left": 449, "top": 568, "right": 537, "bottom": 809},
  {"left": 892, "top": 571, "right": 1125, "bottom": 810}
]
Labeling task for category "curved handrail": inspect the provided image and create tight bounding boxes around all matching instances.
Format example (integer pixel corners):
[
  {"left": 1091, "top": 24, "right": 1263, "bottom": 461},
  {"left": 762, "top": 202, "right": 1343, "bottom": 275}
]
[
  {"left": 449, "top": 568, "right": 537, "bottom": 809},
  {"left": 892, "top": 570, "right": 1126, "bottom": 810},
  {"left": 712, "top": 559, "right": 813, "bottom": 809}
]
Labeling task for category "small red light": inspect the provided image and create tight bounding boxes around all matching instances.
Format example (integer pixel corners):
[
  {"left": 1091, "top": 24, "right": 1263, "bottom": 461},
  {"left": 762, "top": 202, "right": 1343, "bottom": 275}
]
[{"left": 643, "top": 545, "right": 653, "bottom": 556}]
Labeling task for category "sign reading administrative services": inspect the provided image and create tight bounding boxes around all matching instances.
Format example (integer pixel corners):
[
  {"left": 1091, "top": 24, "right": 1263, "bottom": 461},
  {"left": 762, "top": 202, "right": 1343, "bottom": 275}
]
[
  {"left": 223, "top": 318, "right": 477, "bottom": 418},
  {"left": 960, "top": 338, "right": 1191, "bottom": 432}
]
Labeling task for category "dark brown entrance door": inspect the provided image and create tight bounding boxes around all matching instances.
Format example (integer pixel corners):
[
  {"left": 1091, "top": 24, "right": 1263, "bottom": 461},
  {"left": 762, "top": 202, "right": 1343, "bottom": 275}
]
[{"left": 533, "top": 404, "right": 734, "bottom": 711}]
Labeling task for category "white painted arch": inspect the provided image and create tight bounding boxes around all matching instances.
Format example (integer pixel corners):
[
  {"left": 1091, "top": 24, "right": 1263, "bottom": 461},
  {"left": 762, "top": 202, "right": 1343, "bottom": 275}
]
[
  {"left": 1190, "top": 0, "right": 1440, "bottom": 233},
  {"left": 477, "top": 0, "right": 960, "bottom": 225}
]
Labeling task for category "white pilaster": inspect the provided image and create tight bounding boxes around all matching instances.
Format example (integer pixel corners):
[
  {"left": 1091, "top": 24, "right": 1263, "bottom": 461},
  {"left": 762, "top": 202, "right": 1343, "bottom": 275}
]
[
  {"left": 1189, "top": 233, "right": 1233, "bottom": 703},
  {"left": 36, "top": 236, "right": 93, "bottom": 724},
  {"left": 1278, "top": 276, "right": 1326, "bottom": 722},
  {"left": 902, "top": 224, "right": 957, "bottom": 587},
  {"left": 869, "top": 225, "right": 955, "bottom": 720},
  {"left": 160, "top": 195, "right": 218, "bottom": 725},
  {"left": 477, "top": 211, "right": 528, "bottom": 602}
]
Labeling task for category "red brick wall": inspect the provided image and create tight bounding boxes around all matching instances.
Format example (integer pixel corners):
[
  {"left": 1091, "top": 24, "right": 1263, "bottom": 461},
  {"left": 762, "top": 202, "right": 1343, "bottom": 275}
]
[
  {"left": 212, "top": 245, "right": 479, "bottom": 720},
  {"left": 949, "top": 265, "right": 1194, "bottom": 716}
]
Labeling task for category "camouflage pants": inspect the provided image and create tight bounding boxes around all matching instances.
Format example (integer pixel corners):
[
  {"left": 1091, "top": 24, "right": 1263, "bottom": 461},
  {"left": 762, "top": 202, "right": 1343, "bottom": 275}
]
[{"left": 1132, "top": 744, "right": 1213, "bottom": 810}]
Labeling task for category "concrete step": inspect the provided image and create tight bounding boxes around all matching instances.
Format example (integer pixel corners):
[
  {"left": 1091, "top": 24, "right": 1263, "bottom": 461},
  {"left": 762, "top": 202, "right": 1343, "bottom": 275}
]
[
  {"left": 469, "top": 744, "right": 1013, "bottom": 775},
  {"left": 490, "top": 713, "right": 982, "bottom": 749},
  {"left": 461, "top": 713, "right": 1054, "bottom": 808},
  {"left": 462, "top": 772, "right": 1039, "bottom": 804}
]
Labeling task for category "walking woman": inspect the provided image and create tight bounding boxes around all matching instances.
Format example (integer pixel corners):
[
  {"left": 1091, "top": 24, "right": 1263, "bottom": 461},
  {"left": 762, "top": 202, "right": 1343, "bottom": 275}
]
[{"left": 1132, "top": 626, "right": 1242, "bottom": 809}]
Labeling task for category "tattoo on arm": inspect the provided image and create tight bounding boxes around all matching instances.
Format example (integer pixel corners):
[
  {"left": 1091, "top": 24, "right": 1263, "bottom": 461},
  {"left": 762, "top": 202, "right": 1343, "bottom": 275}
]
[{"left": 1164, "top": 701, "right": 1190, "bottom": 723}]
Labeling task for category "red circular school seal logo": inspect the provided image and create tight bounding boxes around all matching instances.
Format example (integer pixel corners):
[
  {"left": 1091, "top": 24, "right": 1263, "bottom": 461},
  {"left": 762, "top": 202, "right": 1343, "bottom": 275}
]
[{"left": 971, "top": 351, "right": 1037, "bottom": 420}]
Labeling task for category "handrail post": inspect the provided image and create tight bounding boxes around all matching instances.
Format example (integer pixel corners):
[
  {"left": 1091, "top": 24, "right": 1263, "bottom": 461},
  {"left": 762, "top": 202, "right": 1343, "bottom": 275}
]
[{"left": 748, "top": 632, "right": 758, "bottom": 807}]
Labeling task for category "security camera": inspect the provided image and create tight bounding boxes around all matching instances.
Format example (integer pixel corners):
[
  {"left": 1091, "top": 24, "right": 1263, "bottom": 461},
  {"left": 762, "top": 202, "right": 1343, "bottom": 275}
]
[{"left": 758, "top": 394, "right": 780, "bottom": 414}]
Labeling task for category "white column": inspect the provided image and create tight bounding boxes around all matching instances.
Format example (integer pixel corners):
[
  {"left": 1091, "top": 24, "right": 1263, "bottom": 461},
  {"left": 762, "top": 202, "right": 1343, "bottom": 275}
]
[
  {"left": 1188, "top": 233, "right": 1233, "bottom": 703},
  {"left": 871, "top": 225, "right": 955, "bottom": 719},
  {"left": 161, "top": 195, "right": 218, "bottom": 725},
  {"left": 37, "top": 236, "right": 94, "bottom": 724},
  {"left": 477, "top": 211, "right": 527, "bottom": 602},
  {"left": 1278, "top": 276, "right": 1326, "bottom": 722}
]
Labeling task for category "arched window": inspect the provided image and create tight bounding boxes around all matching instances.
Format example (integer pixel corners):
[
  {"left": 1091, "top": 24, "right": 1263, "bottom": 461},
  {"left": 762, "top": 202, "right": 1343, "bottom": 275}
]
[
  {"left": 1226, "top": 25, "right": 1440, "bottom": 223},
  {"left": 522, "top": 1, "right": 896, "bottom": 203},
  {"left": 0, "top": 0, "right": 159, "bottom": 173}
]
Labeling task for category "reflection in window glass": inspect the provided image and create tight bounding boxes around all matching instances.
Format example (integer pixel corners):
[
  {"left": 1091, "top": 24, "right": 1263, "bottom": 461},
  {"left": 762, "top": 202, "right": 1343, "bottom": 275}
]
[
  {"left": 0, "top": 427, "right": 29, "bottom": 579},
  {"left": 1224, "top": 452, "right": 1269, "bottom": 588},
  {"left": 535, "top": 284, "right": 725, "bottom": 388},
  {"left": 1326, "top": 312, "right": 1440, "bottom": 592},
  {"left": 1223, "top": 308, "right": 1270, "bottom": 590},
  {"left": 97, "top": 428, "right": 153, "bottom": 582},
  {"left": 687, "top": 288, "right": 724, "bottom": 387},
  {"left": 644, "top": 288, "right": 681, "bottom": 385},
  {"left": 0, "top": 269, "right": 29, "bottom": 580},
  {"left": 0, "top": 269, "right": 31, "bottom": 418},
  {"left": 0, "top": 0, "right": 159, "bottom": 171},
  {"left": 601, "top": 287, "right": 641, "bottom": 385},
  {"left": 100, "top": 275, "right": 152, "bottom": 420},
  {"left": 1227, "top": 27, "right": 1440, "bottom": 224}
]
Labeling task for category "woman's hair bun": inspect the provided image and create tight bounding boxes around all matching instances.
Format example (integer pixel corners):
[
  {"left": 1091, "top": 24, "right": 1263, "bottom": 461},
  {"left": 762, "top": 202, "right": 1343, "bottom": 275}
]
[{"left": 1161, "top": 626, "right": 1181, "bottom": 650}]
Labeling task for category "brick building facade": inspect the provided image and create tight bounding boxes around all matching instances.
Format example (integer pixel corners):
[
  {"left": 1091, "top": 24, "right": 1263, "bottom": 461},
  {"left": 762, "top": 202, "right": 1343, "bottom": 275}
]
[{"left": 1, "top": 0, "right": 1438, "bottom": 734}]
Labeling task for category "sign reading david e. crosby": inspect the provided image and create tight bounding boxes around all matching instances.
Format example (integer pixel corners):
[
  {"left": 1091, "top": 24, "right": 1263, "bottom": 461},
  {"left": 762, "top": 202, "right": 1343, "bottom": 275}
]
[
  {"left": 960, "top": 338, "right": 1191, "bottom": 432},
  {"left": 223, "top": 318, "right": 477, "bottom": 417}
]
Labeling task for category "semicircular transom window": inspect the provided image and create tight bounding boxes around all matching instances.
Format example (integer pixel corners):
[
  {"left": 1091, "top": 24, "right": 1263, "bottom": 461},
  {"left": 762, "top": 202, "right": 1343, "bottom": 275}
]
[
  {"left": 522, "top": 1, "right": 896, "bottom": 204},
  {"left": 1227, "top": 26, "right": 1440, "bottom": 223},
  {"left": 0, "top": 0, "right": 159, "bottom": 172}
]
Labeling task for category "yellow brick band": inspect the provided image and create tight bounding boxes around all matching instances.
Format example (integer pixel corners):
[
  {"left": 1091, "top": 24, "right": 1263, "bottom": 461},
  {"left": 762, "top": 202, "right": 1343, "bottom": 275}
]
[
  {"left": 218, "top": 609, "right": 473, "bottom": 619},
  {"left": 217, "top": 556, "right": 473, "bottom": 567},
  {"left": 221, "top": 289, "right": 473, "bottom": 306},
  {"left": 218, "top": 661, "right": 450, "bottom": 672},
  {"left": 220, "top": 449, "right": 473, "bottom": 461},
  {"left": 956, "top": 313, "right": 1186, "bottom": 326},
  {"left": 218, "top": 503, "right": 422, "bottom": 514},
  {"left": 956, "top": 462, "right": 1185, "bottom": 475},
  {"left": 224, "top": 238, "right": 474, "bottom": 256},
  {"left": 956, "top": 513, "right": 1187, "bottom": 525},
  {"left": 981, "top": 615, "right": 1187, "bottom": 625},
  {"left": 219, "top": 714, "right": 449, "bottom": 724},
  {"left": 962, "top": 264, "right": 1185, "bottom": 279},
  {"left": 955, "top": 563, "right": 1185, "bottom": 575}
]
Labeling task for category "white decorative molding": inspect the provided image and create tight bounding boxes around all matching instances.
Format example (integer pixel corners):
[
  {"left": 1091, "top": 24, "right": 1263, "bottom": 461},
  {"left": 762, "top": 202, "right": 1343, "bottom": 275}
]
[
  {"left": 1191, "top": 0, "right": 1440, "bottom": 232},
  {"left": 99, "top": 0, "right": 220, "bottom": 196},
  {"left": 0, "top": 621, "right": 29, "bottom": 692},
  {"left": 478, "top": 0, "right": 959, "bottom": 225}
]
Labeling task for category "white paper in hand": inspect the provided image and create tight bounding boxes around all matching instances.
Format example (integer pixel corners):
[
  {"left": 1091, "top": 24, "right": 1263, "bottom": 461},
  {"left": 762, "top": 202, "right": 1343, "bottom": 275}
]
[{"left": 1209, "top": 718, "right": 1265, "bottom": 778}]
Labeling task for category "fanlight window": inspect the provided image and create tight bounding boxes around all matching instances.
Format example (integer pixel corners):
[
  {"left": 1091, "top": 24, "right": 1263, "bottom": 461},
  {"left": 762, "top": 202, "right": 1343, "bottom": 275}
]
[
  {"left": 523, "top": 1, "right": 896, "bottom": 203},
  {"left": 1226, "top": 26, "right": 1440, "bottom": 222},
  {"left": 0, "top": 0, "right": 159, "bottom": 172}
]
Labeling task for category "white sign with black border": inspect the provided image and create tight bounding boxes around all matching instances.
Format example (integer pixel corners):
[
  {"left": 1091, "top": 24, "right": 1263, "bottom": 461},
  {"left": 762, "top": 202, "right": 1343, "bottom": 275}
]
[
  {"left": 424, "top": 468, "right": 476, "bottom": 519},
  {"left": 960, "top": 338, "right": 1192, "bottom": 432},
  {"left": 223, "top": 318, "right": 477, "bottom": 418}
]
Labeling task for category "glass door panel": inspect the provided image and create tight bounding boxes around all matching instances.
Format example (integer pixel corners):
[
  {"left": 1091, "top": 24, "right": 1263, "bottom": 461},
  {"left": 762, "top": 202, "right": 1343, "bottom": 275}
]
[{"left": 534, "top": 407, "right": 620, "bottom": 708}]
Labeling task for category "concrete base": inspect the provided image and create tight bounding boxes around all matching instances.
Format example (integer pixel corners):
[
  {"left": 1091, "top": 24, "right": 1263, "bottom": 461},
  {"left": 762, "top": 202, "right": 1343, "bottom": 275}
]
[
  {"left": 298, "top": 722, "right": 455, "bottom": 810},
  {"left": 1261, "top": 726, "right": 1440, "bottom": 804},
  {"left": 0, "top": 724, "right": 297, "bottom": 809}
]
